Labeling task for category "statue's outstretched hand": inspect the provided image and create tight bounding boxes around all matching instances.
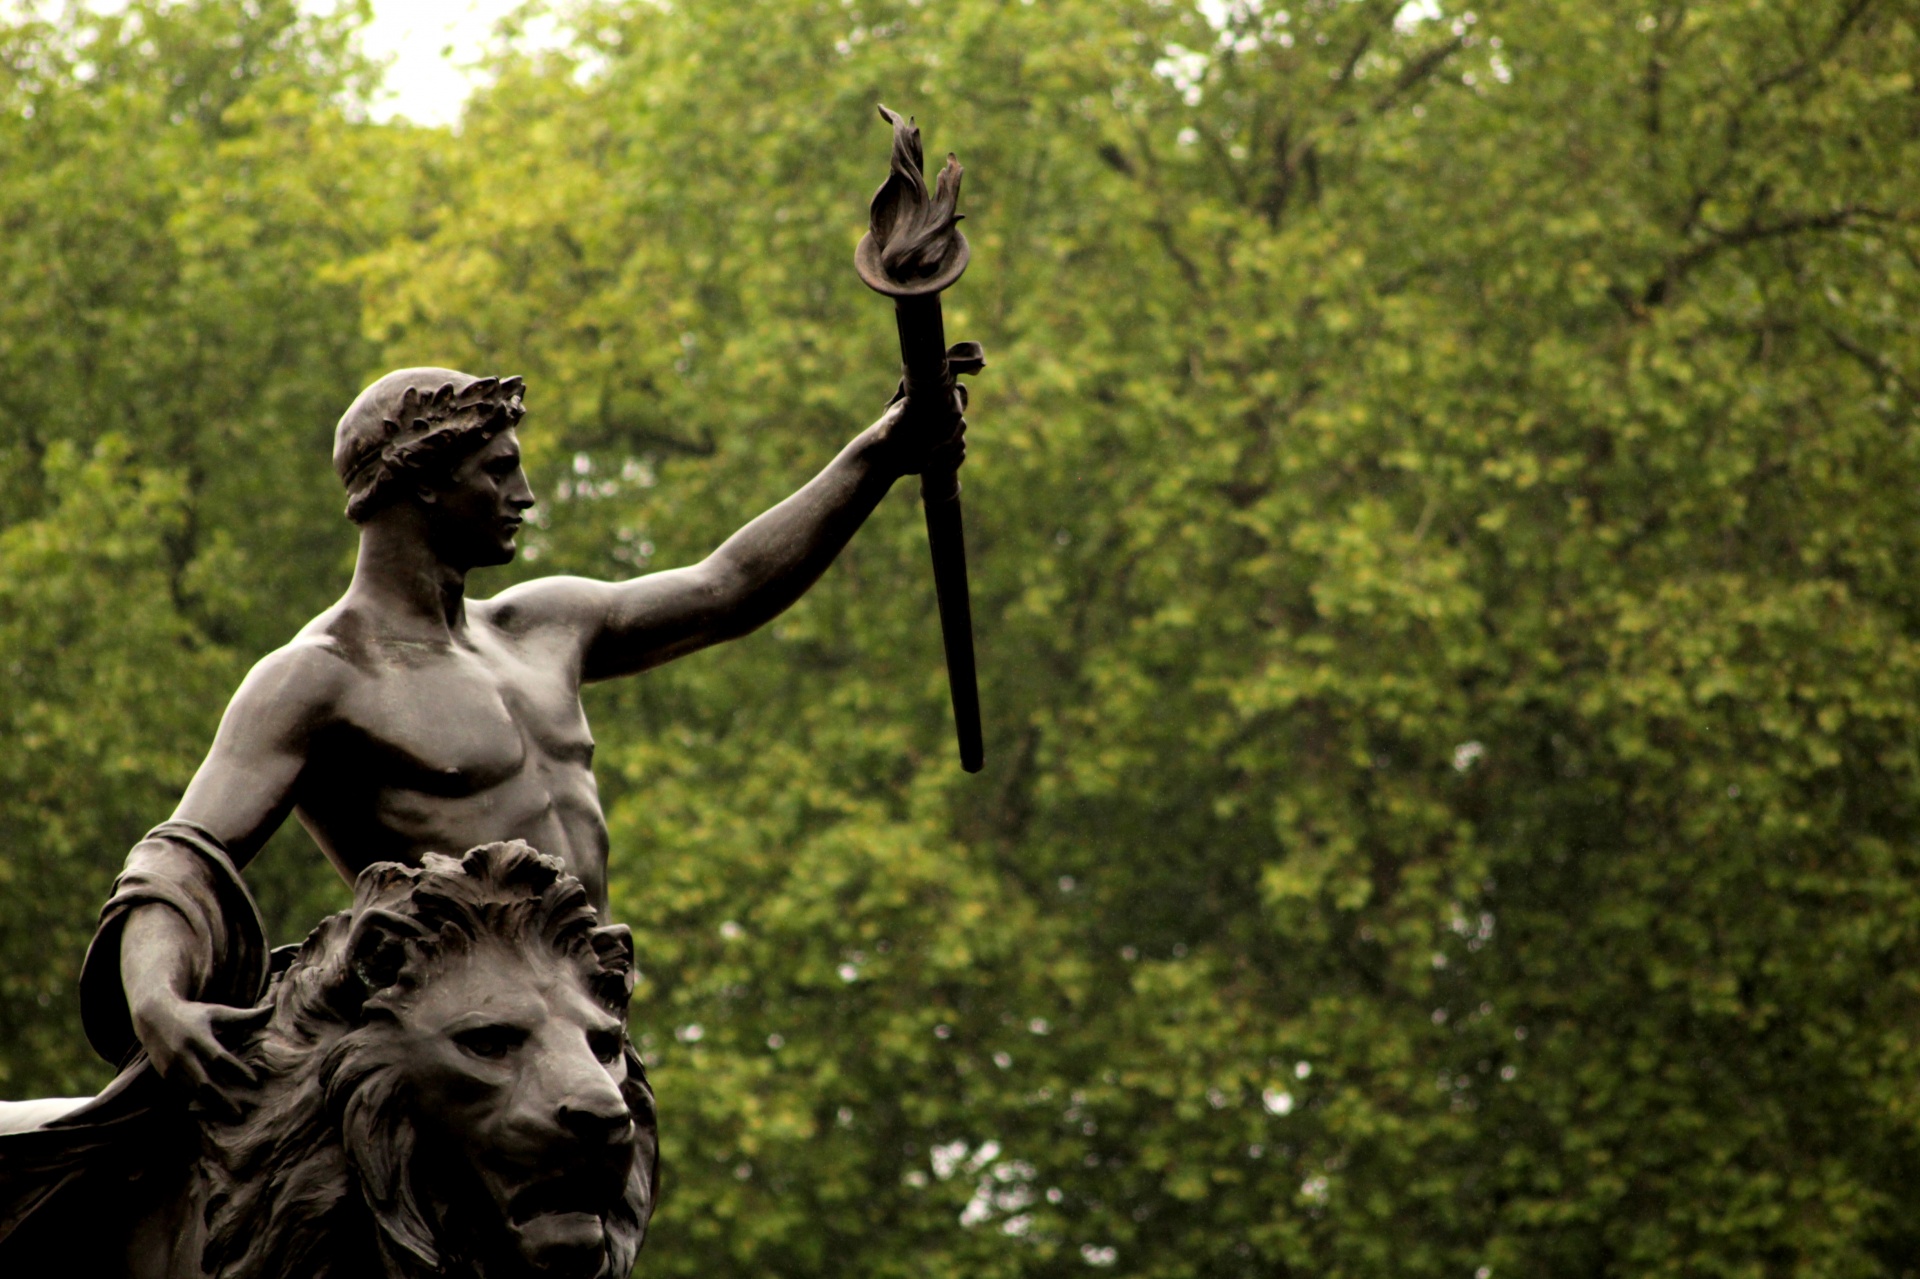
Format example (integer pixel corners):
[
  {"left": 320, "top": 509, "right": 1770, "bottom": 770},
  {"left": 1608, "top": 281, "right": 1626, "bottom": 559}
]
[
  {"left": 132, "top": 991, "right": 272, "bottom": 1121},
  {"left": 875, "top": 390, "right": 966, "bottom": 476},
  {"left": 874, "top": 340, "right": 982, "bottom": 476}
]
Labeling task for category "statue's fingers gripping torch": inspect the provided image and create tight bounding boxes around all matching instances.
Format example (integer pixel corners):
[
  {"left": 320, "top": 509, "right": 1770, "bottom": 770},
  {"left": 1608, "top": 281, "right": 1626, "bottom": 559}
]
[{"left": 856, "top": 105, "right": 985, "bottom": 774}]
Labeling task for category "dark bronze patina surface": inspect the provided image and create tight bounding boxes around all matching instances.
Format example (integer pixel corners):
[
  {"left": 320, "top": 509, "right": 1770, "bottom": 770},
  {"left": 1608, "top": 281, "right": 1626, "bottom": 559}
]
[{"left": 0, "top": 112, "right": 983, "bottom": 1273}]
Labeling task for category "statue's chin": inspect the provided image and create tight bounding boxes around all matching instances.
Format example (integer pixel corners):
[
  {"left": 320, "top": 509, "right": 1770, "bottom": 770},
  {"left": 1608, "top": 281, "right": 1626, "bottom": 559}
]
[{"left": 514, "top": 1211, "right": 607, "bottom": 1278}]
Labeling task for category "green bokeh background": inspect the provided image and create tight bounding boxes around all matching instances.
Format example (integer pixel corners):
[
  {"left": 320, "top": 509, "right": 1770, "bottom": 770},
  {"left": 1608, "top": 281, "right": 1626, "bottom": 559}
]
[{"left": 4, "top": 1, "right": 1920, "bottom": 1274}]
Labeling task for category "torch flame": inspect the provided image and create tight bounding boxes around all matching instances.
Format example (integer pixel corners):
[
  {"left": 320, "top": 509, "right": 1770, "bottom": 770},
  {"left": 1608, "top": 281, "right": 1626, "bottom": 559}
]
[{"left": 868, "top": 105, "right": 965, "bottom": 283}]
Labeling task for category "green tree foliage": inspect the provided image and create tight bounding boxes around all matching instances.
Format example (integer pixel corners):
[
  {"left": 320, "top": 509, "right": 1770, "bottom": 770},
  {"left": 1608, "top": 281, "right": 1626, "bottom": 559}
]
[
  {"left": 0, "top": 0, "right": 416, "bottom": 1091},
  {"left": 5, "top": 0, "right": 1920, "bottom": 1274}
]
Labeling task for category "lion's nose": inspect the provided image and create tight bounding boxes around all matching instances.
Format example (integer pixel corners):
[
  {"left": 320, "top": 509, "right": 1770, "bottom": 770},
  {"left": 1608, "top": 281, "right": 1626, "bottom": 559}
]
[{"left": 557, "top": 1095, "right": 633, "bottom": 1145}]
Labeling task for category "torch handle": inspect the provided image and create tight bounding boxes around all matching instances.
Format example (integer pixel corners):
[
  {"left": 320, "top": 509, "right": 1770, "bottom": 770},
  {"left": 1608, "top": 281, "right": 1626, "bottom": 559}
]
[{"left": 895, "top": 294, "right": 983, "bottom": 773}]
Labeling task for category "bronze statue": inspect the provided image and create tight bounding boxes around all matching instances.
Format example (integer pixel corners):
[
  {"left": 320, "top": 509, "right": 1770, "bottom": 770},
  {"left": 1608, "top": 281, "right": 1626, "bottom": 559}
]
[
  {"left": 102, "top": 357, "right": 964, "bottom": 1116},
  {"left": 0, "top": 107, "right": 982, "bottom": 1275},
  {"left": 0, "top": 353, "right": 966, "bottom": 1268},
  {"left": 3, "top": 843, "right": 657, "bottom": 1279}
]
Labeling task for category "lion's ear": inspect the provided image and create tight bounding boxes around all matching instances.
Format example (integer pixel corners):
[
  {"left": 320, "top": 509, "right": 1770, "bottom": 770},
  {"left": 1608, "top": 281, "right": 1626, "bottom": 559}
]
[
  {"left": 349, "top": 908, "right": 429, "bottom": 994},
  {"left": 590, "top": 924, "right": 634, "bottom": 972},
  {"left": 589, "top": 924, "right": 635, "bottom": 1005}
]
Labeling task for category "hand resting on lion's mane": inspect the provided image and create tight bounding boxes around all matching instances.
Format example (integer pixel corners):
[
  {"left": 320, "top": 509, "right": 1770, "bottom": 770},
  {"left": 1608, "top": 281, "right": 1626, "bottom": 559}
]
[{"left": 0, "top": 841, "right": 659, "bottom": 1279}]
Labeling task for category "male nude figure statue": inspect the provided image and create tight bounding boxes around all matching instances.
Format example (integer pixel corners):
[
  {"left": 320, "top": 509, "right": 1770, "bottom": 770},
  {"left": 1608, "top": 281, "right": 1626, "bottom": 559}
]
[{"left": 87, "top": 366, "right": 962, "bottom": 1113}]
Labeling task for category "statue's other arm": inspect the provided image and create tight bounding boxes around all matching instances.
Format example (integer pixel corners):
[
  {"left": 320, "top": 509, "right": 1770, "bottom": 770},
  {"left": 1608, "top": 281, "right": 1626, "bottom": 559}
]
[
  {"left": 492, "top": 397, "right": 961, "bottom": 681},
  {"left": 168, "top": 642, "right": 344, "bottom": 857},
  {"left": 96, "top": 645, "right": 343, "bottom": 1108}
]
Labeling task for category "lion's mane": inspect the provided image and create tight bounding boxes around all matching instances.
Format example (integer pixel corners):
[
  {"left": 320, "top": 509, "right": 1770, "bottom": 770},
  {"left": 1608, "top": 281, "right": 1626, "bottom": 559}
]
[{"left": 194, "top": 842, "right": 656, "bottom": 1279}]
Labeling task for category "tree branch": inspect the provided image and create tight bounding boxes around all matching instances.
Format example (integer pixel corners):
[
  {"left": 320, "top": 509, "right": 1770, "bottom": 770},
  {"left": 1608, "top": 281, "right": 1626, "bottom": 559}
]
[
  {"left": 1821, "top": 323, "right": 1917, "bottom": 406},
  {"left": 1642, "top": 205, "right": 1905, "bottom": 308}
]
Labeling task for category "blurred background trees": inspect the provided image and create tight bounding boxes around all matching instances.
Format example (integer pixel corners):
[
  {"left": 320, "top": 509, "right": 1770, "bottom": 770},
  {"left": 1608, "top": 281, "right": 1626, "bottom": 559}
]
[{"left": 4, "top": 0, "right": 1920, "bottom": 1274}]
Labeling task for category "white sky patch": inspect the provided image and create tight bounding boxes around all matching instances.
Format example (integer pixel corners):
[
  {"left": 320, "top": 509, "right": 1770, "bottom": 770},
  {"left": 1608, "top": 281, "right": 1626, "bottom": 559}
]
[
  {"left": 308, "top": 0, "right": 568, "bottom": 126},
  {"left": 1395, "top": 0, "right": 1442, "bottom": 31},
  {"left": 6, "top": 0, "right": 568, "bottom": 127}
]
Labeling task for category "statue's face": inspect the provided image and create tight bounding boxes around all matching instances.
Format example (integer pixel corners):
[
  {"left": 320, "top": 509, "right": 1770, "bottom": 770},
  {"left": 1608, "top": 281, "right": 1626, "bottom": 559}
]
[
  {"left": 403, "top": 940, "right": 638, "bottom": 1279},
  {"left": 422, "top": 427, "right": 536, "bottom": 568}
]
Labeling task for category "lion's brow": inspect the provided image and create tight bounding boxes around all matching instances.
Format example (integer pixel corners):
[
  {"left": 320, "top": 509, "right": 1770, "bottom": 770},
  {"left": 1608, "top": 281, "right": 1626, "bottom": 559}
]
[{"left": 441, "top": 1007, "right": 542, "bottom": 1035}]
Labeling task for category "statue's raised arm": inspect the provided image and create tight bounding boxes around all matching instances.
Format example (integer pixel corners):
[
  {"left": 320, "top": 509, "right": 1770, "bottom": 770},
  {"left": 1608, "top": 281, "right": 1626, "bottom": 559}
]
[{"left": 484, "top": 387, "right": 965, "bottom": 683}]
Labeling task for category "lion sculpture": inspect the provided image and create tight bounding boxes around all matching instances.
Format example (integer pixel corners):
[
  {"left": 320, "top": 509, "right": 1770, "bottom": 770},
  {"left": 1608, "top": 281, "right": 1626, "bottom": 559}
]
[{"left": 2, "top": 841, "right": 658, "bottom": 1278}]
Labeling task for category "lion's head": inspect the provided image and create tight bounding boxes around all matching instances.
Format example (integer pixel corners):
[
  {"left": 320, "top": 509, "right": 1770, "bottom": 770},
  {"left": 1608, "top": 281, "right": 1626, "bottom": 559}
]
[{"left": 197, "top": 841, "right": 657, "bottom": 1279}]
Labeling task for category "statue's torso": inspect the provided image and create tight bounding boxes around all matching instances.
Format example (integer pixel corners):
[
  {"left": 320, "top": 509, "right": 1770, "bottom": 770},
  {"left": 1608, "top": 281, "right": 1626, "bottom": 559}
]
[{"left": 290, "top": 604, "right": 612, "bottom": 910}]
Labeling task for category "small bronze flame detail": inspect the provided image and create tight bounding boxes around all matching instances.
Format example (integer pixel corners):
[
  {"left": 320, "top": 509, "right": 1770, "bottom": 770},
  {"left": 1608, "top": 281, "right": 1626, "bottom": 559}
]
[
  {"left": 856, "top": 106, "right": 971, "bottom": 299},
  {"left": 871, "top": 107, "right": 964, "bottom": 281}
]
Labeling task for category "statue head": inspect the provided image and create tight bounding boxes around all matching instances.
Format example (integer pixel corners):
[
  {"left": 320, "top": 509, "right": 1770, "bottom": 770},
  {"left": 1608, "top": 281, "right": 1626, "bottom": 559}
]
[
  {"left": 334, "top": 368, "right": 536, "bottom": 566},
  {"left": 200, "top": 842, "right": 657, "bottom": 1279}
]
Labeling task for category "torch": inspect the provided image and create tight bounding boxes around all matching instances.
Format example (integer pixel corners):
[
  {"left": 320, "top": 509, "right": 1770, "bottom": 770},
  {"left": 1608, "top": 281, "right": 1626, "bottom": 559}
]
[{"left": 855, "top": 105, "right": 985, "bottom": 774}]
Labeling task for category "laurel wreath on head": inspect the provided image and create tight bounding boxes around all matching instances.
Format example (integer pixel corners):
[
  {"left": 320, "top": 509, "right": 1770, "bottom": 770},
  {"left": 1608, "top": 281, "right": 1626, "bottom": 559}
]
[{"left": 341, "top": 375, "right": 526, "bottom": 521}]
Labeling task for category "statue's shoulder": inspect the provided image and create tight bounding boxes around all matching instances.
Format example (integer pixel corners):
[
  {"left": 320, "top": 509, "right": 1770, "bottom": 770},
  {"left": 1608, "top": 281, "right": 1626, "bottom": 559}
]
[
  {"left": 282, "top": 601, "right": 394, "bottom": 668},
  {"left": 474, "top": 574, "right": 610, "bottom": 635},
  {"left": 262, "top": 631, "right": 353, "bottom": 671},
  {"left": 229, "top": 623, "right": 365, "bottom": 715}
]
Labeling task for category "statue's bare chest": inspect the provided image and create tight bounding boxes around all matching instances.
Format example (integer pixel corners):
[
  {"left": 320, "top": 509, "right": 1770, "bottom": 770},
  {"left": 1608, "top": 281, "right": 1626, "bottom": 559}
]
[{"left": 328, "top": 633, "right": 592, "bottom": 797}]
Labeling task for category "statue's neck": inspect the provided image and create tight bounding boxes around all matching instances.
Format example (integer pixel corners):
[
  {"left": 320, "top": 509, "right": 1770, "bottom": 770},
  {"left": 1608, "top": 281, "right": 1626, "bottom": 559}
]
[{"left": 349, "top": 521, "right": 471, "bottom": 640}]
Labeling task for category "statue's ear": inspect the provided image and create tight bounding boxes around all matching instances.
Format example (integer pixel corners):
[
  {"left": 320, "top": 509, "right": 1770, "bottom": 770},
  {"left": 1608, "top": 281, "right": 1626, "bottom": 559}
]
[
  {"left": 348, "top": 909, "right": 429, "bottom": 993},
  {"left": 589, "top": 924, "right": 636, "bottom": 1005}
]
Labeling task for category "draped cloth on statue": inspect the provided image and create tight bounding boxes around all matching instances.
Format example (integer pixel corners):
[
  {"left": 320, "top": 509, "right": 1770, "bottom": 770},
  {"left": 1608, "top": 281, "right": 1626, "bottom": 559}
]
[{"left": 0, "top": 822, "right": 270, "bottom": 1254}]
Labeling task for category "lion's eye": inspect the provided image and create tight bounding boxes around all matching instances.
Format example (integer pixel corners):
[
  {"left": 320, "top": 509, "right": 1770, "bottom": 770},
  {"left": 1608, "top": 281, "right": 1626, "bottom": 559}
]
[
  {"left": 588, "top": 1030, "right": 623, "bottom": 1065},
  {"left": 454, "top": 1025, "right": 528, "bottom": 1060}
]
